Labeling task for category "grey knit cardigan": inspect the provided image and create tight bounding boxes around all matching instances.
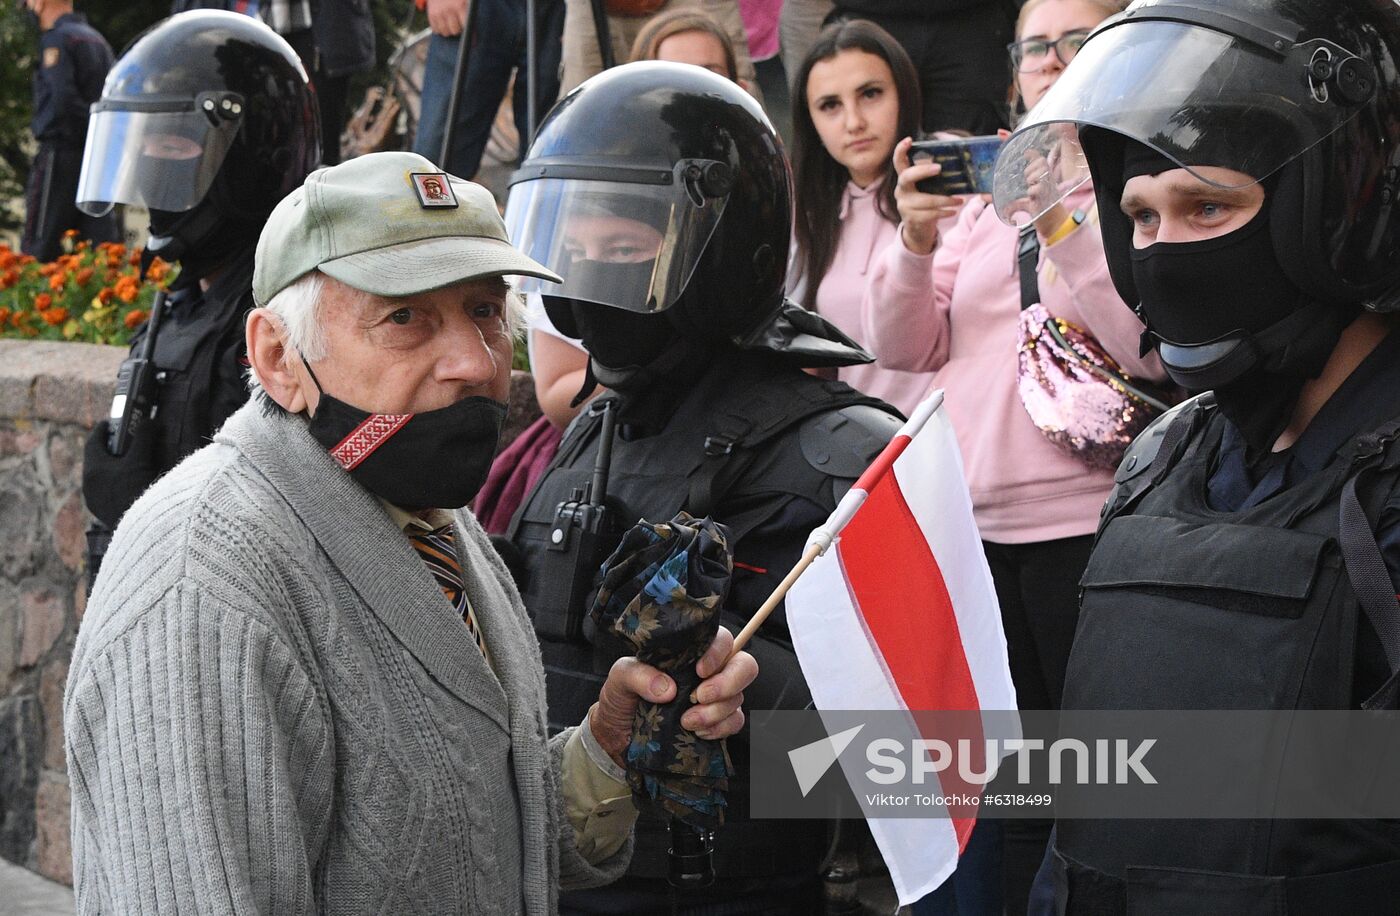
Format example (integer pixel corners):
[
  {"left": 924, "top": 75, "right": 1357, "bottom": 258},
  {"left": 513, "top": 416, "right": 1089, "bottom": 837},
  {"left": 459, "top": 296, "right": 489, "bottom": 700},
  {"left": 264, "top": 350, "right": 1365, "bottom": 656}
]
[{"left": 65, "top": 402, "right": 632, "bottom": 914}]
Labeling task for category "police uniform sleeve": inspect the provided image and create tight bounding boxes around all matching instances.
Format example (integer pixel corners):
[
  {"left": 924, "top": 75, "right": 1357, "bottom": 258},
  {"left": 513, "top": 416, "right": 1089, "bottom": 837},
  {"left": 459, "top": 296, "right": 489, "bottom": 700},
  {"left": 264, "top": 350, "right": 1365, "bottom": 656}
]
[{"left": 70, "top": 29, "right": 114, "bottom": 112}]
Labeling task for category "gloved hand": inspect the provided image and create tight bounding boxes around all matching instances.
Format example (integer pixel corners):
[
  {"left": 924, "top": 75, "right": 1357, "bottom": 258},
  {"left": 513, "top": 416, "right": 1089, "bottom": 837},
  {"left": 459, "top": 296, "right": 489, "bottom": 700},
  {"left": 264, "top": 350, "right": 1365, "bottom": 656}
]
[{"left": 82, "top": 419, "right": 160, "bottom": 529}]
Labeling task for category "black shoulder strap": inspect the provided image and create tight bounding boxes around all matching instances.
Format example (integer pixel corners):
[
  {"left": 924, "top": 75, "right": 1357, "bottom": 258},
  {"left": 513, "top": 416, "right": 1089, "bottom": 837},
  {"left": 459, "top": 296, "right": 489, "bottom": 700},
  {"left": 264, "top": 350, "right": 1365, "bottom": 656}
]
[
  {"left": 1337, "top": 416, "right": 1400, "bottom": 706},
  {"left": 1017, "top": 224, "right": 1040, "bottom": 312},
  {"left": 686, "top": 377, "right": 891, "bottom": 518}
]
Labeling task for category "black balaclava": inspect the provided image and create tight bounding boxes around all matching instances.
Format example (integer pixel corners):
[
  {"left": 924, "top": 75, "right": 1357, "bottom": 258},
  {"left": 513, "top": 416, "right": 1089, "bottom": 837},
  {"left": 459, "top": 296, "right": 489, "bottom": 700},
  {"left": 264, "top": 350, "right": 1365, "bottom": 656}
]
[
  {"left": 1121, "top": 140, "right": 1357, "bottom": 456},
  {"left": 545, "top": 292, "right": 711, "bottom": 433},
  {"left": 148, "top": 202, "right": 259, "bottom": 284}
]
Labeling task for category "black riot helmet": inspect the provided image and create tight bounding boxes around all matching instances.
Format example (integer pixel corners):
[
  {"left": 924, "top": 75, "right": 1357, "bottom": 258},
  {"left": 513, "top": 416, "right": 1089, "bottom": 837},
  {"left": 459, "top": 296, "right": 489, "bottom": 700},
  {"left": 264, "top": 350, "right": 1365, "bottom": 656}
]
[
  {"left": 77, "top": 10, "right": 320, "bottom": 269},
  {"left": 992, "top": 0, "right": 1400, "bottom": 313},
  {"left": 505, "top": 61, "right": 869, "bottom": 369}
]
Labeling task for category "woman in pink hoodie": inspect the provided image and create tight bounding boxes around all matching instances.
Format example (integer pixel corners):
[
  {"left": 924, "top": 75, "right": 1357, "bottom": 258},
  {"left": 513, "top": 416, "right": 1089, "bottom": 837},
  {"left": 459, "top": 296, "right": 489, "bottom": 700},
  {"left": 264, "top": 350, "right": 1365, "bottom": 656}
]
[
  {"left": 862, "top": 0, "right": 1160, "bottom": 909},
  {"left": 787, "top": 19, "right": 937, "bottom": 417}
]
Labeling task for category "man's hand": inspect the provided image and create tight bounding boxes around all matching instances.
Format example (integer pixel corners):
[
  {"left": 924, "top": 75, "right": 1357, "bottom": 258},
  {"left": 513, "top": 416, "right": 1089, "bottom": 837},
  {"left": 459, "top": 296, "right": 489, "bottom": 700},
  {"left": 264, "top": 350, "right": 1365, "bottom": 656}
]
[
  {"left": 426, "top": 0, "right": 468, "bottom": 36},
  {"left": 589, "top": 627, "right": 759, "bottom": 769}
]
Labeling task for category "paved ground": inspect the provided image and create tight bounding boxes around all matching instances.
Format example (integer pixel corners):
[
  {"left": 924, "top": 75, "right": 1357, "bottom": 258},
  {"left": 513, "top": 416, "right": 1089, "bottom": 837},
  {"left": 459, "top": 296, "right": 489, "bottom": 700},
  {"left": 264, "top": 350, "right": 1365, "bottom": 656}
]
[{"left": 0, "top": 858, "right": 74, "bottom": 916}]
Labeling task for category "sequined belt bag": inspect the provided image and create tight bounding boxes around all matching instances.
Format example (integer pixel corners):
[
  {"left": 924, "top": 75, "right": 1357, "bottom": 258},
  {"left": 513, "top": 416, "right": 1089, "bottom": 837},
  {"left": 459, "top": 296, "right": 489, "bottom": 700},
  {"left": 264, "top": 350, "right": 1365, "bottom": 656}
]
[{"left": 1013, "top": 224, "right": 1172, "bottom": 471}]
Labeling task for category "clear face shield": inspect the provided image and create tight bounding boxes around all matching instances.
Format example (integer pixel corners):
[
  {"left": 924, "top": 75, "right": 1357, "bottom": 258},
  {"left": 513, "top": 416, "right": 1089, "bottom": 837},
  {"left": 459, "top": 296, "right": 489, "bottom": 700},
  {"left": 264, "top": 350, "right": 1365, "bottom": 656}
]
[
  {"left": 503, "top": 159, "right": 731, "bottom": 314},
  {"left": 991, "top": 16, "right": 1376, "bottom": 225},
  {"left": 76, "top": 92, "right": 244, "bottom": 217}
]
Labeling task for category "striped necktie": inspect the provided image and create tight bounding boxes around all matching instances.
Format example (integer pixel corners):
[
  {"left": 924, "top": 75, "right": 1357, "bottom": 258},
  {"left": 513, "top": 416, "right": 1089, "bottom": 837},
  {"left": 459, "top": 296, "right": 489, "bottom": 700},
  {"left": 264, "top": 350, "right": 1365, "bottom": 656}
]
[{"left": 405, "top": 523, "right": 485, "bottom": 655}]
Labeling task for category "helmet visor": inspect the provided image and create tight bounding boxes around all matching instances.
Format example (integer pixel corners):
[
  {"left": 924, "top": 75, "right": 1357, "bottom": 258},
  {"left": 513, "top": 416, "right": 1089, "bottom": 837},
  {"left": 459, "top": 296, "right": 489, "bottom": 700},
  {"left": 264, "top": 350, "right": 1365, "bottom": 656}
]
[
  {"left": 77, "top": 106, "right": 240, "bottom": 216},
  {"left": 503, "top": 174, "right": 726, "bottom": 314},
  {"left": 992, "top": 18, "right": 1372, "bottom": 224}
]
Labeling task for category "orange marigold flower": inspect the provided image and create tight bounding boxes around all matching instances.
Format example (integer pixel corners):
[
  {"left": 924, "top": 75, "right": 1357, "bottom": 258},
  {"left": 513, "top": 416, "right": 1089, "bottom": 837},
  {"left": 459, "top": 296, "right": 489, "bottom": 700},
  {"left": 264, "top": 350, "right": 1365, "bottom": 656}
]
[
  {"left": 128, "top": 250, "right": 141, "bottom": 266},
  {"left": 0, "top": 308, "right": 9, "bottom": 325},
  {"left": 48, "top": 273, "right": 66, "bottom": 292},
  {"left": 124, "top": 308, "right": 149, "bottom": 330},
  {"left": 41, "top": 307, "right": 69, "bottom": 326},
  {"left": 38, "top": 262, "right": 57, "bottom": 277},
  {"left": 0, "top": 250, "right": 14, "bottom": 270},
  {"left": 114, "top": 276, "right": 140, "bottom": 304},
  {"left": 33, "top": 293, "right": 52, "bottom": 310},
  {"left": 18, "top": 255, "right": 36, "bottom": 265},
  {"left": 62, "top": 228, "right": 79, "bottom": 239},
  {"left": 9, "top": 310, "right": 26, "bottom": 327},
  {"left": 0, "top": 269, "right": 15, "bottom": 290},
  {"left": 98, "top": 287, "right": 114, "bottom": 304},
  {"left": 75, "top": 267, "right": 95, "bottom": 286},
  {"left": 147, "top": 259, "right": 169, "bottom": 281}
]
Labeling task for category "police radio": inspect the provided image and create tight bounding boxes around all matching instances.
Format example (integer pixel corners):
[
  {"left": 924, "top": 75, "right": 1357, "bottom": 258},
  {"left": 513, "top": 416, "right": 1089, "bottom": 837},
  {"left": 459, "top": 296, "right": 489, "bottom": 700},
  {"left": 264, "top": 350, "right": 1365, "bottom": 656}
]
[
  {"left": 107, "top": 288, "right": 168, "bottom": 457},
  {"left": 536, "top": 398, "right": 619, "bottom": 642}
]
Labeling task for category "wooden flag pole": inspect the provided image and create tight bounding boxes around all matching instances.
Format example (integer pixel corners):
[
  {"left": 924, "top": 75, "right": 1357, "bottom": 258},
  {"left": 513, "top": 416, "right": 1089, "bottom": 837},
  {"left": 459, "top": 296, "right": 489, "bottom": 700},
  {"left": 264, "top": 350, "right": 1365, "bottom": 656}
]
[{"left": 728, "top": 539, "right": 824, "bottom": 658}]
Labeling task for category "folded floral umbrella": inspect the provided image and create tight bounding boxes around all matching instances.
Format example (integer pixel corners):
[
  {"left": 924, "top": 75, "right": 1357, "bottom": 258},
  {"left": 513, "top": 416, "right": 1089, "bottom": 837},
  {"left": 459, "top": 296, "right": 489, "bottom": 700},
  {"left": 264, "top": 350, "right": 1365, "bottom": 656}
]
[{"left": 590, "top": 512, "right": 735, "bottom": 830}]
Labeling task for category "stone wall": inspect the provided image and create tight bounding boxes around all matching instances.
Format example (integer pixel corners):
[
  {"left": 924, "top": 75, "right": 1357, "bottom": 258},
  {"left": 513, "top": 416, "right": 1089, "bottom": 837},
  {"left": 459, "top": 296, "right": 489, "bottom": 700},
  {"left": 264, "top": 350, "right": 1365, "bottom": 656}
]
[
  {"left": 0, "top": 340, "right": 122, "bottom": 886},
  {"left": 0, "top": 339, "right": 539, "bottom": 887}
]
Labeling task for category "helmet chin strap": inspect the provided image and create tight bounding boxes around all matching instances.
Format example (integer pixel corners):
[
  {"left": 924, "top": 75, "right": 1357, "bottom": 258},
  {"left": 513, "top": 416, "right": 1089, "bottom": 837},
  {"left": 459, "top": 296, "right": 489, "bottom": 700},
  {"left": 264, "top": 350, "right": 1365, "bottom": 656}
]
[{"left": 1151, "top": 302, "right": 1334, "bottom": 392}]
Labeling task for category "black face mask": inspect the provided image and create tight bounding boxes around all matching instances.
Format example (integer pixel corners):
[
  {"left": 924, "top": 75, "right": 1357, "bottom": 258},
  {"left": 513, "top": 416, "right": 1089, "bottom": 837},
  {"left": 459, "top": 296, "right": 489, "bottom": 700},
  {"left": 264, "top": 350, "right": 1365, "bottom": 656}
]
[
  {"left": 1131, "top": 203, "right": 1302, "bottom": 360},
  {"left": 301, "top": 361, "right": 506, "bottom": 511},
  {"left": 569, "top": 298, "right": 677, "bottom": 370},
  {"left": 149, "top": 202, "right": 257, "bottom": 283}
]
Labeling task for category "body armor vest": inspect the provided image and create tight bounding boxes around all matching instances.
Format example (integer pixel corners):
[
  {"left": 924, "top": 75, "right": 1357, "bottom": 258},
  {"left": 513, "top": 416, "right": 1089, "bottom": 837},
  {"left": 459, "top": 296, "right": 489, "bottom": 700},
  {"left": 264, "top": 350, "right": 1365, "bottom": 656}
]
[
  {"left": 509, "top": 350, "right": 900, "bottom": 880},
  {"left": 1054, "top": 399, "right": 1400, "bottom": 915},
  {"left": 84, "top": 248, "right": 254, "bottom": 525}
]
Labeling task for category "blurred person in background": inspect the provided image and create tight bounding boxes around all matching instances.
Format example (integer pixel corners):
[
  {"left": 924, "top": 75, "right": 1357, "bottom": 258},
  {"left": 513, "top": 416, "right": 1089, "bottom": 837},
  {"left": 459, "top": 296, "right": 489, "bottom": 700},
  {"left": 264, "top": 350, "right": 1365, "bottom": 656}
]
[
  {"left": 414, "top": 0, "right": 564, "bottom": 178},
  {"left": 558, "top": 0, "right": 756, "bottom": 97},
  {"left": 828, "top": 0, "right": 1014, "bottom": 135},
  {"left": 20, "top": 0, "right": 117, "bottom": 262},
  {"left": 787, "top": 19, "right": 937, "bottom": 417}
]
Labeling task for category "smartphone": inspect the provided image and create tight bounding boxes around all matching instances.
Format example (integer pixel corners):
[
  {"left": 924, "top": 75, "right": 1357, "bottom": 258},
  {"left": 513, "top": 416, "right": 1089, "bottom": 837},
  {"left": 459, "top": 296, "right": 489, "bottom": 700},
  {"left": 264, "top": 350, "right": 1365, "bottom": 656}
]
[{"left": 910, "top": 135, "right": 1005, "bottom": 196}]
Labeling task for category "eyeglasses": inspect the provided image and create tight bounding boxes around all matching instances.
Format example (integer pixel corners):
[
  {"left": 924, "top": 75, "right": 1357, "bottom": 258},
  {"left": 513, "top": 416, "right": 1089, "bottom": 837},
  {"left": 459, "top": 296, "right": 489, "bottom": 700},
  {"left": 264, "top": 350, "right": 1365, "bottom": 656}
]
[{"left": 1008, "top": 30, "right": 1091, "bottom": 72}]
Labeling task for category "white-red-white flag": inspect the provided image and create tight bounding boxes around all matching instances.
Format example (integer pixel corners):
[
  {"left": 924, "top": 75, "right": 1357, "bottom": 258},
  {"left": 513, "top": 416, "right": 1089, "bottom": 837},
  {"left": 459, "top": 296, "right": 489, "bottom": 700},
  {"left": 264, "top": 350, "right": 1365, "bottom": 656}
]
[{"left": 786, "top": 390, "right": 1018, "bottom": 905}]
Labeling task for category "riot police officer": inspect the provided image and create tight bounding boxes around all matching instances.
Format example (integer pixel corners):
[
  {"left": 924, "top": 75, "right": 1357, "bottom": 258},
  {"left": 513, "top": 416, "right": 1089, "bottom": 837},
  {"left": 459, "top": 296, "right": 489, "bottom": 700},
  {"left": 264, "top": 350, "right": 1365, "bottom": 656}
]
[
  {"left": 20, "top": 0, "right": 117, "bottom": 262},
  {"left": 78, "top": 10, "right": 320, "bottom": 578},
  {"left": 991, "top": 0, "right": 1400, "bottom": 911},
  {"left": 504, "top": 62, "right": 903, "bottom": 912}
]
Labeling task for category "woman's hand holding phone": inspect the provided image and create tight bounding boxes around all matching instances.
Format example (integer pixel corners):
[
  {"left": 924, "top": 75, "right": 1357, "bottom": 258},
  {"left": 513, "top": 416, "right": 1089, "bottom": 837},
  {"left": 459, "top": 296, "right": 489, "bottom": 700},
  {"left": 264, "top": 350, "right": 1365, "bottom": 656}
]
[{"left": 893, "top": 137, "right": 965, "bottom": 256}]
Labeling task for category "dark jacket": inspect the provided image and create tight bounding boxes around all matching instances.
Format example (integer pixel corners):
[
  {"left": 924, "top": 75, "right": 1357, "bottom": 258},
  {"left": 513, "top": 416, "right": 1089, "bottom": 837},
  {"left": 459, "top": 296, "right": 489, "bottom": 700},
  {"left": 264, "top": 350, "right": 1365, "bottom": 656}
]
[
  {"left": 834, "top": 0, "right": 998, "bottom": 20},
  {"left": 31, "top": 12, "right": 112, "bottom": 145}
]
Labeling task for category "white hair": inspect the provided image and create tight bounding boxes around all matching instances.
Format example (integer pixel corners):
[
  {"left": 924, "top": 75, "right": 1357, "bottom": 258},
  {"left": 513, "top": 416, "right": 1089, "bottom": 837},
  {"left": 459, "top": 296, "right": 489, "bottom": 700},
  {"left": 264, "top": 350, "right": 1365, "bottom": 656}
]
[{"left": 247, "top": 270, "right": 529, "bottom": 395}]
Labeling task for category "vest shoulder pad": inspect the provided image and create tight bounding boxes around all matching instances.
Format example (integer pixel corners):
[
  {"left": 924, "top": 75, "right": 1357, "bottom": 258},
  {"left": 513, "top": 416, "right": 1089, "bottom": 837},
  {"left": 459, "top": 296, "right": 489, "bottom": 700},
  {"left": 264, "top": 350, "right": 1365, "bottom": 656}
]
[
  {"left": 798, "top": 403, "right": 902, "bottom": 478},
  {"left": 1113, "top": 393, "right": 1211, "bottom": 486}
]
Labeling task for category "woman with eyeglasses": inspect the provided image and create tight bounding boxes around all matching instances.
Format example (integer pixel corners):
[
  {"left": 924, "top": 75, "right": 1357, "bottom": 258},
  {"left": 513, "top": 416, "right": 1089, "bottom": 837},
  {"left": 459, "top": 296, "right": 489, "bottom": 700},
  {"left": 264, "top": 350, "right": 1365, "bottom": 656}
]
[{"left": 861, "top": 3, "right": 1164, "bottom": 912}]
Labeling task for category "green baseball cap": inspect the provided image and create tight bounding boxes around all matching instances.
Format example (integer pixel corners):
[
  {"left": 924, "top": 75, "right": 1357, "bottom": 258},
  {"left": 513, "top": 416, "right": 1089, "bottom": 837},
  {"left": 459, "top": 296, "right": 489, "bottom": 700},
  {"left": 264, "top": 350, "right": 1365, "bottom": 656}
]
[{"left": 252, "top": 150, "right": 562, "bottom": 306}]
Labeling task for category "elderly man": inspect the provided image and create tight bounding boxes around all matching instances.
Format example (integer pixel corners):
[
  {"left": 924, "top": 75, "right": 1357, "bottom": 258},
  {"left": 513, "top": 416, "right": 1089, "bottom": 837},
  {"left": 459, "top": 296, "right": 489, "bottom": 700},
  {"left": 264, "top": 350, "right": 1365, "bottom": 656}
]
[{"left": 64, "top": 150, "right": 757, "bottom": 914}]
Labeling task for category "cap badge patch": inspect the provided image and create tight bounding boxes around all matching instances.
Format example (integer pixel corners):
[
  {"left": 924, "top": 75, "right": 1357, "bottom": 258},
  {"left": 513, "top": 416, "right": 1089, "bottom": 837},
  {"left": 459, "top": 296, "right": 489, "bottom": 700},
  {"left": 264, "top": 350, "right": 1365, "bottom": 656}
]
[{"left": 410, "top": 172, "right": 458, "bottom": 208}]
